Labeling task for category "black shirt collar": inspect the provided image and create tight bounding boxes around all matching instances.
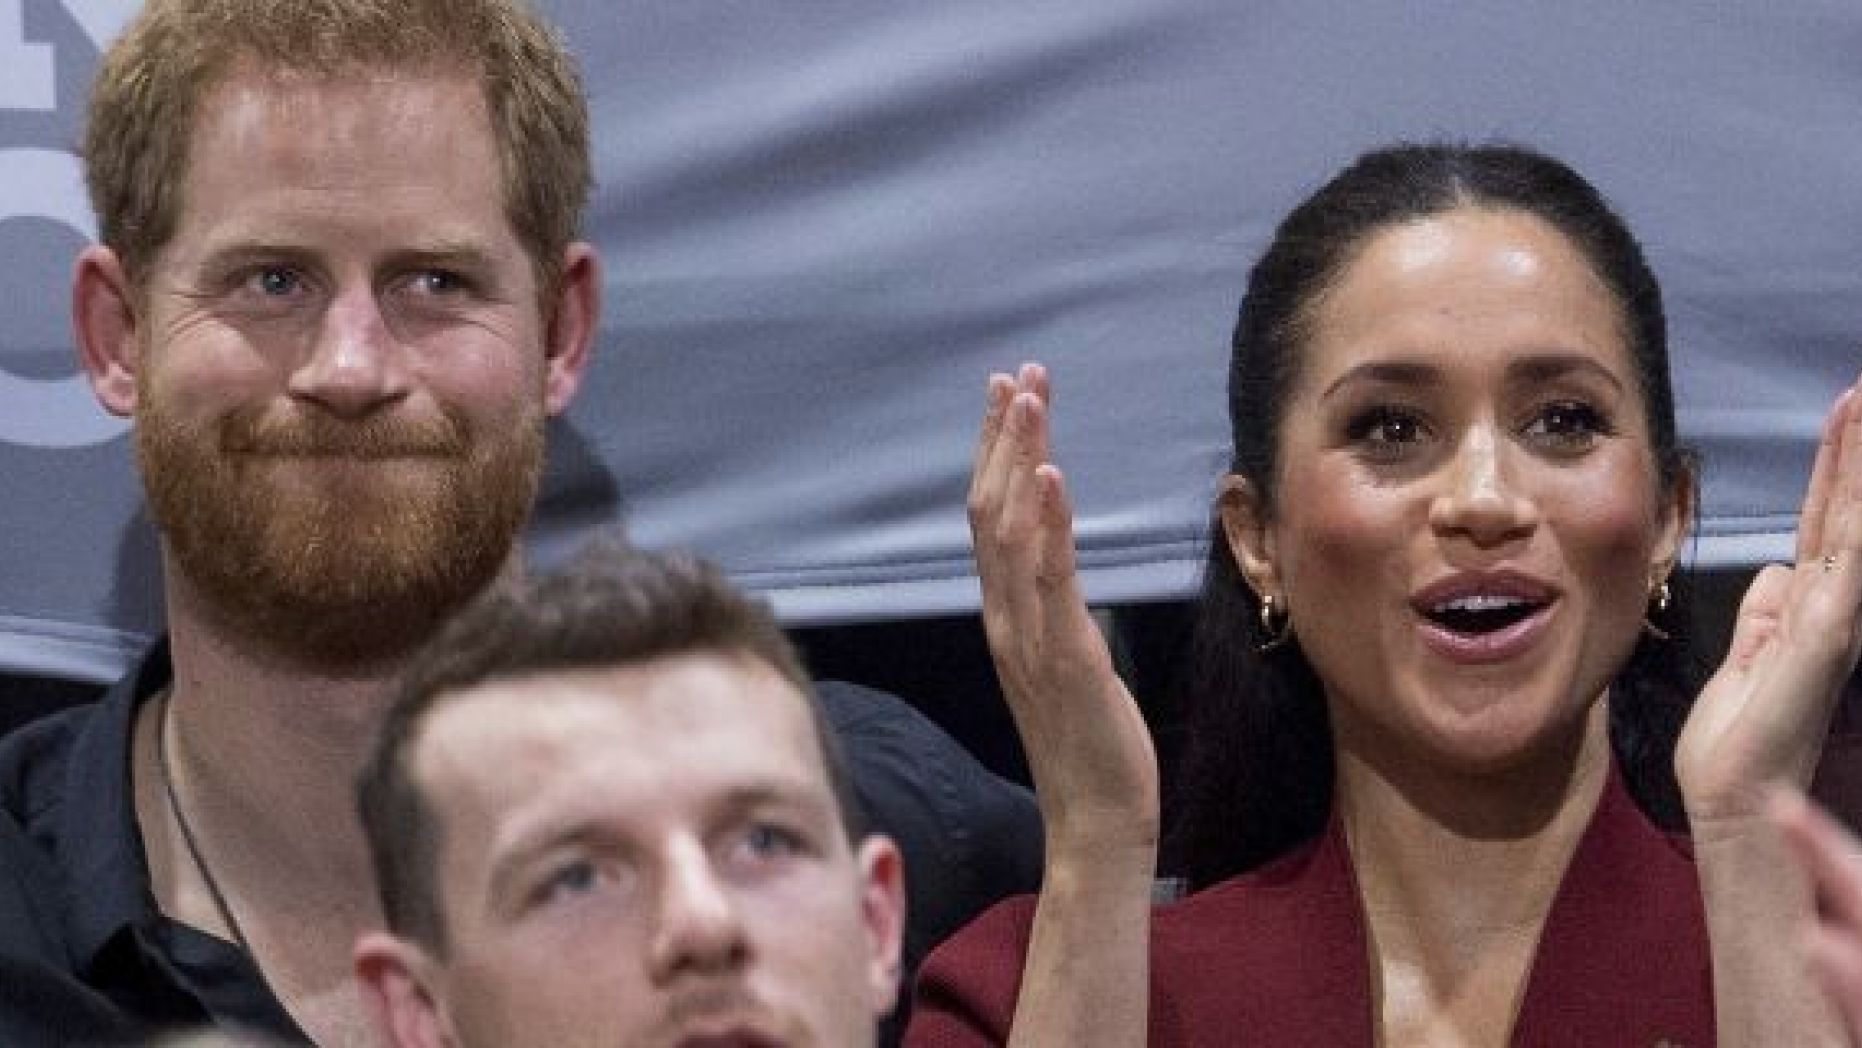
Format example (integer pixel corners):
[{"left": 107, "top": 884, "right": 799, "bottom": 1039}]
[{"left": 29, "top": 640, "right": 306, "bottom": 1040}]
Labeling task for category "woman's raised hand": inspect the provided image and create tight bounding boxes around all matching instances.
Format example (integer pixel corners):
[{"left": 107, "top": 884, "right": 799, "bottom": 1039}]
[
  {"left": 1679, "top": 377, "right": 1862, "bottom": 824},
  {"left": 969, "top": 364, "right": 1157, "bottom": 1045},
  {"left": 969, "top": 363, "right": 1160, "bottom": 856},
  {"left": 1672, "top": 380, "right": 1860, "bottom": 1048}
]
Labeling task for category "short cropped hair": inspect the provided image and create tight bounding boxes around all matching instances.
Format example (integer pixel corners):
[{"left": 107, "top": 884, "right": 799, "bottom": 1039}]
[
  {"left": 356, "top": 541, "right": 866, "bottom": 954},
  {"left": 84, "top": 0, "right": 591, "bottom": 296}
]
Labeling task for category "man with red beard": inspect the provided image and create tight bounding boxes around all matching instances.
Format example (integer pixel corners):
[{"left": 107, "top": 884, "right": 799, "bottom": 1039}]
[{"left": 0, "top": 1, "right": 1039, "bottom": 1045}]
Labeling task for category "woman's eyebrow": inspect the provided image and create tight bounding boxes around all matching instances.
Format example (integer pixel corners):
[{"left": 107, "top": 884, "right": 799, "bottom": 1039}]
[
  {"left": 1321, "top": 360, "right": 1440, "bottom": 400},
  {"left": 1506, "top": 352, "right": 1627, "bottom": 392}
]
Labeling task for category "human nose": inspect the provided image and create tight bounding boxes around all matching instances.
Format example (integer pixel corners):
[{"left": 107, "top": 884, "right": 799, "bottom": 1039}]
[
  {"left": 285, "top": 283, "right": 410, "bottom": 418},
  {"left": 1428, "top": 423, "right": 1537, "bottom": 547},
  {"left": 647, "top": 839, "right": 750, "bottom": 983}
]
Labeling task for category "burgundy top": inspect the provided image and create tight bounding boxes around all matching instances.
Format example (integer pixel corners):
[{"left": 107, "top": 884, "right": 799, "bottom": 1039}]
[{"left": 908, "top": 763, "right": 1712, "bottom": 1047}]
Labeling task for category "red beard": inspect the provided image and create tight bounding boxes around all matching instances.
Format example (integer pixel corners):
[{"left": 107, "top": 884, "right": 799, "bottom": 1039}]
[{"left": 137, "top": 394, "right": 542, "bottom": 669}]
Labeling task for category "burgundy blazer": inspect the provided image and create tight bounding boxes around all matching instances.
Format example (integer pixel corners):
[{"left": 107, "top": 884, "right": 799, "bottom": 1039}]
[{"left": 908, "top": 763, "right": 1712, "bottom": 1047}]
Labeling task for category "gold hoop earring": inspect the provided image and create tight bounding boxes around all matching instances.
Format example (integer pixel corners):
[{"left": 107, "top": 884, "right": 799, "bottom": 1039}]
[
  {"left": 1642, "top": 579, "right": 1672, "bottom": 641},
  {"left": 1257, "top": 594, "right": 1293, "bottom": 654}
]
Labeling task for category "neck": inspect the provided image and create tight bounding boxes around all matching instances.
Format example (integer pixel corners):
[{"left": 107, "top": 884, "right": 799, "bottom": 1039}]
[
  {"left": 1335, "top": 701, "right": 1612, "bottom": 1046},
  {"left": 165, "top": 649, "right": 388, "bottom": 893},
  {"left": 134, "top": 556, "right": 504, "bottom": 1047},
  {"left": 137, "top": 562, "right": 450, "bottom": 950}
]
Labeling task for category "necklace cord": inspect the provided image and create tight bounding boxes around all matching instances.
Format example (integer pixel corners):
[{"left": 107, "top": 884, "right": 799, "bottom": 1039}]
[{"left": 155, "top": 692, "right": 257, "bottom": 958}]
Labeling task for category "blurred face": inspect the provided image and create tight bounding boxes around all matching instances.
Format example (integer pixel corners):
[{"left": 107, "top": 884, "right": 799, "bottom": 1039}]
[
  {"left": 1224, "top": 208, "right": 1686, "bottom": 777},
  {"left": 120, "top": 67, "right": 585, "bottom": 666},
  {"left": 364, "top": 654, "right": 903, "bottom": 1048}
]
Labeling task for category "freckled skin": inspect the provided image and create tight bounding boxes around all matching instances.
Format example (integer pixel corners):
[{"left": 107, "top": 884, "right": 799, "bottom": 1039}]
[{"left": 1249, "top": 208, "right": 1685, "bottom": 780}]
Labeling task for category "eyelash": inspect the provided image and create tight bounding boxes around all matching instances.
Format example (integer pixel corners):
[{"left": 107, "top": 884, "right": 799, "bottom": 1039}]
[
  {"left": 524, "top": 821, "right": 814, "bottom": 911},
  {"left": 223, "top": 265, "right": 308, "bottom": 302},
  {"left": 531, "top": 858, "right": 602, "bottom": 909},
  {"left": 740, "top": 822, "right": 809, "bottom": 860},
  {"left": 1523, "top": 400, "right": 1615, "bottom": 451},
  {"left": 1345, "top": 405, "right": 1426, "bottom": 449},
  {"left": 222, "top": 266, "right": 474, "bottom": 303},
  {"left": 1342, "top": 400, "right": 1615, "bottom": 460},
  {"left": 405, "top": 269, "right": 472, "bottom": 296},
  {"left": 1343, "top": 405, "right": 1433, "bottom": 466}
]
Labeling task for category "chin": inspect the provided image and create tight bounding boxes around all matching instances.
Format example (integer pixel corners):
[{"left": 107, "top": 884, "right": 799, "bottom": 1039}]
[{"left": 1421, "top": 699, "right": 1605, "bottom": 783}]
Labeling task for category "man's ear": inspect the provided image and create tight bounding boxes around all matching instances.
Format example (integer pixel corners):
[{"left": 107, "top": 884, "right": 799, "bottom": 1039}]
[
  {"left": 856, "top": 835, "right": 908, "bottom": 1016},
  {"left": 541, "top": 242, "right": 599, "bottom": 416},
  {"left": 72, "top": 245, "right": 141, "bottom": 417},
  {"left": 354, "top": 931, "right": 456, "bottom": 1048},
  {"left": 1218, "top": 473, "right": 1281, "bottom": 600}
]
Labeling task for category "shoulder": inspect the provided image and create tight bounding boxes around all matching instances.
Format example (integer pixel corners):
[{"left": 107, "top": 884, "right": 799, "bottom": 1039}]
[
  {"left": 0, "top": 635, "right": 157, "bottom": 835},
  {"left": 0, "top": 686, "right": 128, "bottom": 969},
  {"left": 812, "top": 679, "right": 1043, "bottom": 978},
  {"left": 0, "top": 802, "right": 75, "bottom": 964},
  {"left": 0, "top": 712, "right": 111, "bottom": 1031},
  {"left": 0, "top": 699, "right": 106, "bottom": 833},
  {"left": 814, "top": 677, "right": 996, "bottom": 779},
  {"left": 813, "top": 679, "right": 1042, "bottom": 879},
  {"left": 0, "top": 649, "right": 158, "bottom": 953}
]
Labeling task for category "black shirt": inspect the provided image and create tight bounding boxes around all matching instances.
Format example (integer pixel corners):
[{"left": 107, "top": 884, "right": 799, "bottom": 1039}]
[
  {"left": 0, "top": 641, "right": 299, "bottom": 1044},
  {"left": 0, "top": 642, "right": 1042, "bottom": 1045}
]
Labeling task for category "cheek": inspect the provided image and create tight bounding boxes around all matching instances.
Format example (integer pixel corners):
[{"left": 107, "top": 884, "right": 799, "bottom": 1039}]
[
  {"left": 413, "top": 335, "right": 546, "bottom": 427},
  {"left": 141, "top": 329, "right": 280, "bottom": 410},
  {"left": 444, "top": 935, "right": 644, "bottom": 1042},
  {"left": 1272, "top": 462, "right": 1410, "bottom": 610},
  {"left": 743, "top": 873, "right": 846, "bottom": 947},
  {"left": 1549, "top": 470, "right": 1665, "bottom": 604},
  {"left": 438, "top": 958, "right": 547, "bottom": 1043},
  {"left": 742, "top": 874, "right": 884, "bottom": 1015}
]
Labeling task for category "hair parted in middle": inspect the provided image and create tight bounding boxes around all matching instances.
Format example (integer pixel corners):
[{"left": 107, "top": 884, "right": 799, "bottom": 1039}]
[{"left": 1169, "top": 142, "right": 1702, "bottom": 890}]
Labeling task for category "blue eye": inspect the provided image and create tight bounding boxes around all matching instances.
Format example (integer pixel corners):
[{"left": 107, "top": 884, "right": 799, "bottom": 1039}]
[
  {"left": 410, "top": 270, "right": 468, "bottom": 295},
  {"left": 251, "top": 267, "right": 302, "bottom": 297},
  {"left": 742, "top": 823, "right": 806, "bottom": 859},
  {"left": 536, "top": 859, "right": 599, "bottom": 904}
]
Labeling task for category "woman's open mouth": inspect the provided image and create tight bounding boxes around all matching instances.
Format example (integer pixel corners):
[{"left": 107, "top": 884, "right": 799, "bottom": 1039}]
[{"left": 1411, "top": 575, "right": 1558, "bottom": 663}]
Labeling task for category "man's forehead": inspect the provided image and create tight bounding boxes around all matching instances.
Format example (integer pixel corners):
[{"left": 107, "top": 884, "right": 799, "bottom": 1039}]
[
  {"left": 412, "top": 656, "right": 843, "bottom": 879},
  {"left": 155, "top": 62, "right": 522, "bottom": 275},
  {"left": 189, "top": 64, "right": 489, "bottom": 174},
  {"left": 414, "top": 654, "right": 825, "bottom": 786}
]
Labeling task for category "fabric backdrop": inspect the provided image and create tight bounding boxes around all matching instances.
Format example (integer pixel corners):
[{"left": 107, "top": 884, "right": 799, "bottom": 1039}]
[{"left": 2, "top": 0, "right": 1856, "bottom": 683}]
